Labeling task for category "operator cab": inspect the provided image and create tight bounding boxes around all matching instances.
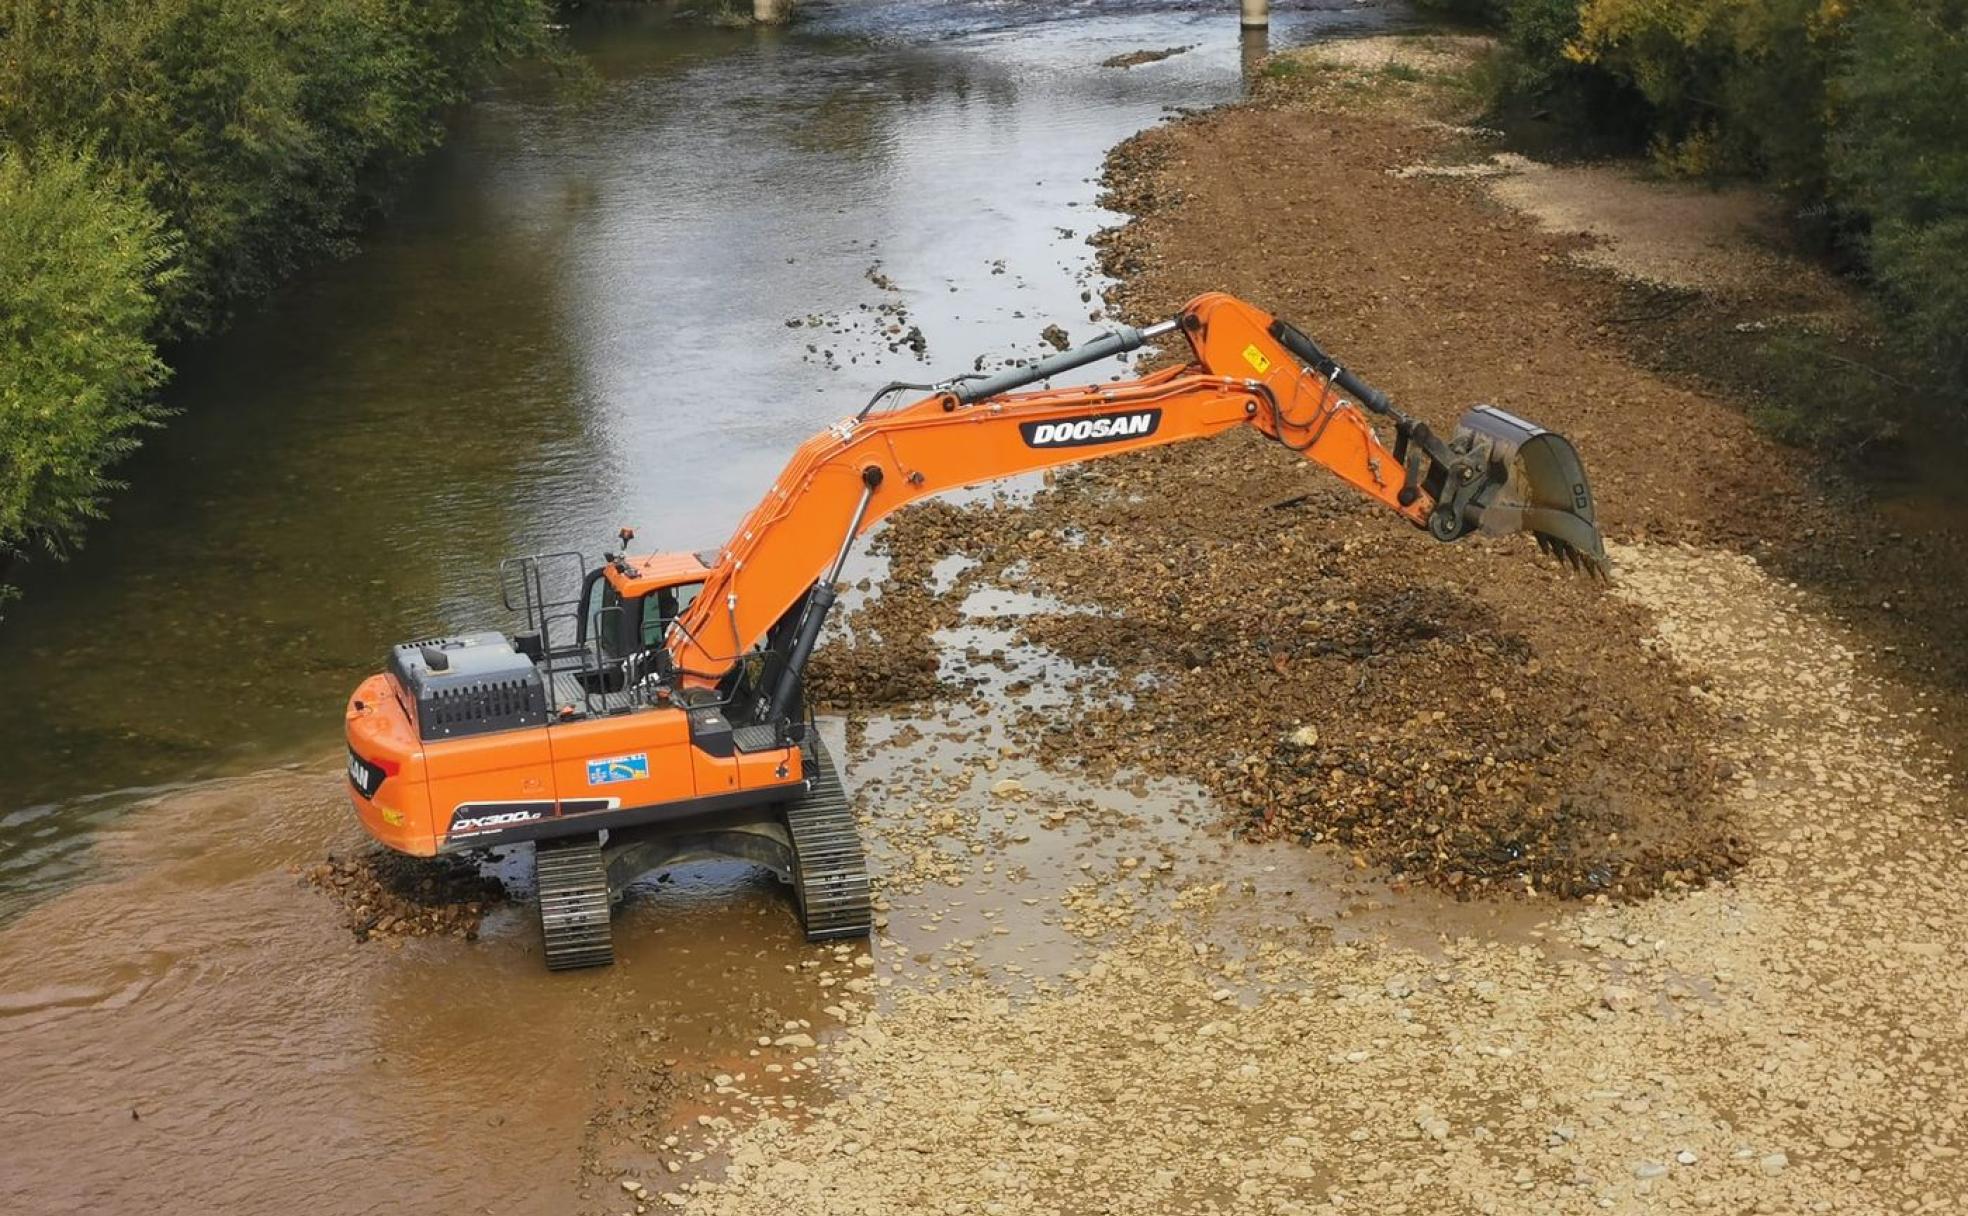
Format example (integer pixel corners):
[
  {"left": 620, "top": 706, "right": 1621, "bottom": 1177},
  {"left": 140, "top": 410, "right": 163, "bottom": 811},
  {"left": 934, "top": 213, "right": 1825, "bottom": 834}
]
[
  {"left": 576, "top": 550, "right": 708, "bottom": 673},
  {"left": 499, "top": 536, "right": 801, "bottom": 742}
]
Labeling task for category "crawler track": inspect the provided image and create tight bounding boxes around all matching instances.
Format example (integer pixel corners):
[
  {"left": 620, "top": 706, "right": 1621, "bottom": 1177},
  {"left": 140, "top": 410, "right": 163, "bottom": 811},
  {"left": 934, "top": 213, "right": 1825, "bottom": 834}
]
[
  {"left": 536, "top": 834, "right": 614, "bottom": 970},
  {"left": 787, "top": 739, "right": 872, "bottom": 940}
]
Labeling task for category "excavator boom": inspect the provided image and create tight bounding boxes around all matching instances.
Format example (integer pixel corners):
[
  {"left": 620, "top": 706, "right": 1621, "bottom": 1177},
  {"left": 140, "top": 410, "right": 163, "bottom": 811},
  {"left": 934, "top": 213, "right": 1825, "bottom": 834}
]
[{"left": 671, "top": 291, "right": 1607, "bottom": 683}]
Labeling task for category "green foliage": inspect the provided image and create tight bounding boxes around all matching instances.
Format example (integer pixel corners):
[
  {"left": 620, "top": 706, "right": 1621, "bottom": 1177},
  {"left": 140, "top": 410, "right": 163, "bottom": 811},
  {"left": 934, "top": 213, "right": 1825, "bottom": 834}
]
[
  {"left": 1456, "top": 0, "right": 1968, "bottom": 429},
  {"left": 1744, "top": 327, "right": 1902, "bottom": 455},
  {"left": 0, "top": 147, "right": 173, "bottom": 570},
  {"left": 0, "top": 0, "right": 552, "bottom": 578},
  {"left": 1412, "top": 0, "right": 1512, "bottom": 24},
  {"left": 1832, "top": 0, "right": 1968, "bottom": 388},
  {"left": 1452, "top": 0, "right": 1656, "bottom": 149},
  {"left": 0, "top": 0, "right": 554, "bottom": 334}
]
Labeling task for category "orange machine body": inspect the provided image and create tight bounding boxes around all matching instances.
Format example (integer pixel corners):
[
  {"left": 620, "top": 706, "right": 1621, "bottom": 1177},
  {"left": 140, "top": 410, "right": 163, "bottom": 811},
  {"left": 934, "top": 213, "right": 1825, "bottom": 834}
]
[{"left": 345, "top": 560, "right": 802, "bottom": 857}]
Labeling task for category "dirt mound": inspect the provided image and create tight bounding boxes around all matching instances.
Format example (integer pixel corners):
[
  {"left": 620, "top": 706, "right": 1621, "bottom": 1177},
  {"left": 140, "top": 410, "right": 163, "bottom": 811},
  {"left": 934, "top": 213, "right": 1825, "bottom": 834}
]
[
  {"left": 302, "top": 848, "right": 506, "bottom": 941},
  {"left": 808, "top": 500, "right": 985, "bottom": 711},
  {"left": 863, "top": 447, "right": 1740, "bottom": 900}
]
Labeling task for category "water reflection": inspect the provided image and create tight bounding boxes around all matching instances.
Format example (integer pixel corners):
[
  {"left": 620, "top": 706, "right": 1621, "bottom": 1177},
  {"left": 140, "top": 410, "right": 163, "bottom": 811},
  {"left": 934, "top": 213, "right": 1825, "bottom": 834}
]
[{"left": 1241, "top": 23, "right": 1272, "bottom": 87}]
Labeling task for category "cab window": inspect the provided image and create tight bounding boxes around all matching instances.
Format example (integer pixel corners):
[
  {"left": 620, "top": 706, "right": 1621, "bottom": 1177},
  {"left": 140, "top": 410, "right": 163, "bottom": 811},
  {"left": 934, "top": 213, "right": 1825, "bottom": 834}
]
[{"left": 640, "top": 582, "right": 703, "bottom": 647}]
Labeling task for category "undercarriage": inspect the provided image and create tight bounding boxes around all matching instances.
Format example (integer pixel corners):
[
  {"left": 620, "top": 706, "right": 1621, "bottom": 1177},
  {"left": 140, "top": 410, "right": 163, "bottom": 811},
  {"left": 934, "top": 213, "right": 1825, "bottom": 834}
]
[{"left": 532, "top": 738, "right": 869, "bottom": 970}]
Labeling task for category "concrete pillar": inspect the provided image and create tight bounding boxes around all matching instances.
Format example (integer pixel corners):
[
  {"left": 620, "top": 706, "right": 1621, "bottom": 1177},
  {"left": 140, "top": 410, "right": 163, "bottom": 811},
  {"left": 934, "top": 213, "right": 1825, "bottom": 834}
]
[
  {"left": 1240, "top": 25, "right": 1270, "bottom": 89},
  {"left": 753, "top": 0, "right": 791, "bottom": 25},
  {"left": 1240, "top": 0, "right": 1269, "bottom": 28}
]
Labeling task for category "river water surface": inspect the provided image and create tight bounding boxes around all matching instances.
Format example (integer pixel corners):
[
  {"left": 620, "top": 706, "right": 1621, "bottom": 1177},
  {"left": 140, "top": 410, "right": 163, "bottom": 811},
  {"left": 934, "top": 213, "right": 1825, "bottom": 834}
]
[{"left": 0, "top": 3, "right": 1411, "bottom": 1211}]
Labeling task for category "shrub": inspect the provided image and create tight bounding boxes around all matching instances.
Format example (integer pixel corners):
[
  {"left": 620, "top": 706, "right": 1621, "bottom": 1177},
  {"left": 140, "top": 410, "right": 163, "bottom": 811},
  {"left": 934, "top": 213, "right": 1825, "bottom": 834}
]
[
  {"left": 1448, "top": 0, "right": 1967, "bottom": 426},
  {"left": 0, "top": 148, "right": 174, "bottom": 576},
  {"left": 1413, "top": 0, "right": 1511, "bottom": 23},
  {"left": 0, "top": 0, "right": 553, "bottom": 334},
  {"left": 0, "top": 0, "right": 552, "bottom": 588},
  {"left": 1745, "top": 327, "right": 1903, "bottom": 456},
  {"left": 1832, "top": 0, "right": 1968, "bottom": 389}
]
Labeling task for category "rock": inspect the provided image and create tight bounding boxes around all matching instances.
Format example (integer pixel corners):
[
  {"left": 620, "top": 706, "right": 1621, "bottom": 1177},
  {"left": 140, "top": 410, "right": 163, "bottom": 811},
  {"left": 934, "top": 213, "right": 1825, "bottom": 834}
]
[
  {"left": 991, "top": 778, "right": 1025, "bottom": 797},
  {"left": 1676, "top": 1149, "right": 1698, "bottom": 1166},
  {"left": 1634, "top": 1162, "right": 1668, "bottom": 1180},
  {"left": 1600, "top": 985, "right": 1640, "bottom": 1013},
  {"left": 1758, "top": 1152, "right": 1789, "bottom": 1176},
  {"left": 1290, "top": 725, "right": 1320, "bottom": 747},
  {"left": 1101, "top": 45, "right": 1191, "bottom": 69},
  {"left": 1824, "top": 1132, "right": 1855, "bottom": 1150},
  {"left": 775, "top": 1033, "right": 817, "bottom": 1049}
]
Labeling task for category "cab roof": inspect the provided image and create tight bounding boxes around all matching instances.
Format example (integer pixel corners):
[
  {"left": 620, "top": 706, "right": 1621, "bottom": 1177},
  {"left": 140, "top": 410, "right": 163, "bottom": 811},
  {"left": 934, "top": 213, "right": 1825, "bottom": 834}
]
[{"left": 603, "top": 550, "right": 713, "bottom": 596}]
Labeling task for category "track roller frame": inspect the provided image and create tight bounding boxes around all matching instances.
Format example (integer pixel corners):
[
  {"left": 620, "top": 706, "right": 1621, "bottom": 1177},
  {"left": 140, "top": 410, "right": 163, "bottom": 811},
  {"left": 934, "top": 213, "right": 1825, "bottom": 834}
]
[{"left": 529, "top": 738, "right": 871, "bottom": 970}]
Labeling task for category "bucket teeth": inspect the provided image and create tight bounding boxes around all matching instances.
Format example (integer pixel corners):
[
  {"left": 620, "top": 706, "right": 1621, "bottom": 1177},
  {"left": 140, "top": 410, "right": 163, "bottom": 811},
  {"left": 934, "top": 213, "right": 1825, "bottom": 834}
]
[{"left": 1543, "top": 536, "right": 1609, "bottom": 580}]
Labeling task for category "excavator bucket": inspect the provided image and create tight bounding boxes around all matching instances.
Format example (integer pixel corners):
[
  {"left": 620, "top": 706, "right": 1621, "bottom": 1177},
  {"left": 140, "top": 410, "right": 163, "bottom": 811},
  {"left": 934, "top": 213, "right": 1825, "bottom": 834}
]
[{"left": 1451, "top": 406, "right": 1610, "bottom": 577}]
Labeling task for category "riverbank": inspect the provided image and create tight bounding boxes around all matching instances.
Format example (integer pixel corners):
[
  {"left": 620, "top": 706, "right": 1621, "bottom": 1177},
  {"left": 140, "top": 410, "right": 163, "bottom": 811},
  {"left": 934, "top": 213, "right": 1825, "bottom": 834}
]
[{"left": 608, "top": 32, "right": 1967, "bottom": 1215}]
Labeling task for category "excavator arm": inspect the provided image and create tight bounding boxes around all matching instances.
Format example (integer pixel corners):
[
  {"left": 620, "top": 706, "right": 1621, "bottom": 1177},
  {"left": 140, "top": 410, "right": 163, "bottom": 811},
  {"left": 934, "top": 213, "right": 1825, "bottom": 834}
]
[{"left": 669, "top": 292, "right": 1606, "bottom": 696}]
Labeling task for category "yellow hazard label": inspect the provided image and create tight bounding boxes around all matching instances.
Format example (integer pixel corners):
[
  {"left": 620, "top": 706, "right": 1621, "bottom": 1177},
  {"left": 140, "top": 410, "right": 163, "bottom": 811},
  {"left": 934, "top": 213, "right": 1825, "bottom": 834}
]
[{"left": 1242, "top": 343, "right": 1271, "bottom": 374}]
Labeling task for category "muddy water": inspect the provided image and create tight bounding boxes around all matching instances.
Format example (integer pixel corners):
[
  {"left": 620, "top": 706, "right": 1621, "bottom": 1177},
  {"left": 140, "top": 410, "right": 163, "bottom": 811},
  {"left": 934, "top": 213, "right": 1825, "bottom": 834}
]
[{"left": 0, "top": 3, "right": 1431, "bottom": 1212}]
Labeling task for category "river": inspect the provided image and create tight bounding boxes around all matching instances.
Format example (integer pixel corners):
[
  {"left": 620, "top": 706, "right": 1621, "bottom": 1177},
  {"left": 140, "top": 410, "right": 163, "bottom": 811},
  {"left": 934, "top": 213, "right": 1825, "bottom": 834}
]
[{"left": 0, "top": 3, "right": 1409, "bottom": 1211}]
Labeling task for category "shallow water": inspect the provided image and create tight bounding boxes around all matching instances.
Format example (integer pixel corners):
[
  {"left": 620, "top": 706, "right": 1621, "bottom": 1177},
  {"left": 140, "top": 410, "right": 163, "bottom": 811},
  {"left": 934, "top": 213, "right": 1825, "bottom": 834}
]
[{"left": 0, "top": 3, "right": 1431, "bottom": 1211}]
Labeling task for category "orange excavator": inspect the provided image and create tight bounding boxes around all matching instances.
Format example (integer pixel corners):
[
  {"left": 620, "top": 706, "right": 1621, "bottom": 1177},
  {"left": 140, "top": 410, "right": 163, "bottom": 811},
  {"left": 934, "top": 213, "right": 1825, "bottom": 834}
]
[{"left": 344, "top": 292, "right": 1606, "bottom": 969}]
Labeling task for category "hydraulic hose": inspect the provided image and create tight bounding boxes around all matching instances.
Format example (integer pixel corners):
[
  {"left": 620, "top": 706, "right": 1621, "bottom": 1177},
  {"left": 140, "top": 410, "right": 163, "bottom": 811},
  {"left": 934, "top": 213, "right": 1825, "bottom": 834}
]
[{"left": 948, "top": 319, "right": 1178, "bottom": 405}]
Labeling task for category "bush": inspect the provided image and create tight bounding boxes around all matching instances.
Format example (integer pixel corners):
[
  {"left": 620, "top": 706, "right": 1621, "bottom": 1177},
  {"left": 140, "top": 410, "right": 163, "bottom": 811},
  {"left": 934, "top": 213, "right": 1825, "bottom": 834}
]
[
  {"left": 1832, "top": 0, "right": 1968, "bottom": 389},
  {"left": 0, "top": 0, "right": 553, "bottom": 335},
  {"left": 1745, "top": 327, "right": 1903, "bottom": 456},
  {"left": 0, "top": 1, "right": 553, "bottom": 586},
  {"left": 0, "top": 148, "right": 174, "bottom": 576},
  {"left": 1561, "top": 0, "right": 1839, "bottom": 191},
  {"left": 1449, "top": 0, "right": 1968, "bottom": 421},
  {"left": 1413, "top": 0, "right": 1511, "bottom": 23}
]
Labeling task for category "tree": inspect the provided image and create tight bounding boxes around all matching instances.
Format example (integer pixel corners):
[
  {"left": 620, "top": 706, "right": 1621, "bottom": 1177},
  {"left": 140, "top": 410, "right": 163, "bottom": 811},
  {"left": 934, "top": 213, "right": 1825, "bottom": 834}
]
[{"left": 0, "top": 148, "right": 174, "bottom": 585}]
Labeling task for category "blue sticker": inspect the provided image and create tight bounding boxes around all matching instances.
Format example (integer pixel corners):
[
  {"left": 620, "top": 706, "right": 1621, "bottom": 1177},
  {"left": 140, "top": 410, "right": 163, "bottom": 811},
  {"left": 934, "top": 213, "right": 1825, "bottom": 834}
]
[{"left": 587, "top": 752, "right": 649, "bottom": 785}]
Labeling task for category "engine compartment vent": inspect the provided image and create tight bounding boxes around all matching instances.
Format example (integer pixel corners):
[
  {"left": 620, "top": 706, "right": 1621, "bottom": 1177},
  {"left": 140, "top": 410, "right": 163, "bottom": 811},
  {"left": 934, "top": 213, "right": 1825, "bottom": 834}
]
[{"left": 388, "top": 631, "right": 548, "bottom": 741}]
